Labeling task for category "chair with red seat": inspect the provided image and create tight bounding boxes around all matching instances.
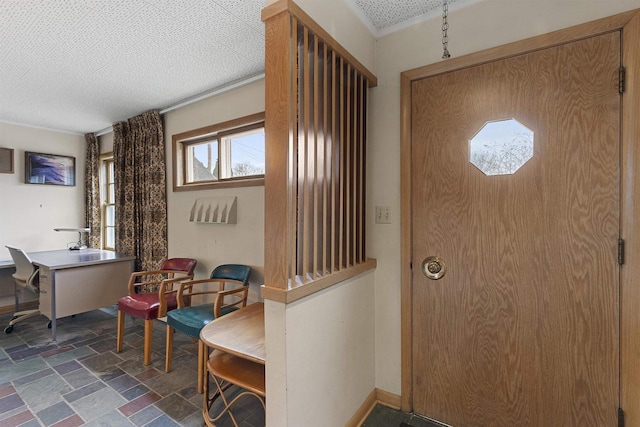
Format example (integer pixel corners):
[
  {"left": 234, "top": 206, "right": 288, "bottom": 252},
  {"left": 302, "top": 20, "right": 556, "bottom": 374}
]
[{"left": 116, "top": 257, "right": 197, "bottom": 365}]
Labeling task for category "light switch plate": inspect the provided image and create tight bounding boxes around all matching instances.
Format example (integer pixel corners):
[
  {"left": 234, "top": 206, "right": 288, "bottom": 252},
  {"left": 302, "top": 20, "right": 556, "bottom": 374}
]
[{"left": 375, "top": 206, "right": 391, "bottom": 224}]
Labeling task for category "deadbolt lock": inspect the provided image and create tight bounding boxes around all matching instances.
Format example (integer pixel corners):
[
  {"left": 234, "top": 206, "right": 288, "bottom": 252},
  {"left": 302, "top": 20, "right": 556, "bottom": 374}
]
[{"left": 422, "top": 256, "right": 446, "bottom": 280}]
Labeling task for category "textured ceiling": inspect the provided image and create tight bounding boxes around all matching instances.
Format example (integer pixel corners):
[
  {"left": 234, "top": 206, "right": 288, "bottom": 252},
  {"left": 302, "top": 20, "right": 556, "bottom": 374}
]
[
  {"left": 350, "top": 0, "right": 460, "bottom": 35},
  {"left": 0, "top": 0, "right": 464, "bottom": 135}
]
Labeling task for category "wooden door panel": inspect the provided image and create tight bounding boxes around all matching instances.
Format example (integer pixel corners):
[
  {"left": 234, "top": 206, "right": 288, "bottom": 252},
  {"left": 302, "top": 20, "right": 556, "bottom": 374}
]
[{"left": 411, "top": 33, "right": 620, "bottom": 426}]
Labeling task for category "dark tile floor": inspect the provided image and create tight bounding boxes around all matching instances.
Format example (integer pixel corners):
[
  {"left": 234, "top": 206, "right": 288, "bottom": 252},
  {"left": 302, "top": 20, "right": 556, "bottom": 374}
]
[
  {"left": 0, "top": 306, "right": 435, "bottom": 427},
  {"left": 0, "top": 307, "right": 264, "bottom": 427},
  {"left": 361, "top": 405, "right": 447, "bottom": 427}
]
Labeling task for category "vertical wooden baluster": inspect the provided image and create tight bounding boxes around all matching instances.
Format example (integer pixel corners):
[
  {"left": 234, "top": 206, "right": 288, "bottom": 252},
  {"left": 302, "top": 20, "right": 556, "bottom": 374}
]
[
  {"left": 289, "top": 17, "right": 299, "bottom": 287},
  {"left": 296, "top": 20, "right": 306, "bottom": 283},
  {"left": 358, "top": 74, "right": 365, "bottom": 263},
  {"left": 301, "top": 26, "right": 310, "bottom": 283},
  {"left": 338, "top": 57, "right": 345, "bottom": 270},
  {"left": 345, "top": 63, "right": 352, "bottom": 267},
  {"left": 352, "top": 71, "right": 359, "bottom": 264},
  {"left": 312, "top": 35, "right": 319, "bottom": 280},
  {"left": 330, "top": 50, "right": 337, "bottom": 274},
  {"left": 361, "top": 77, "right": 368, "bottom": 262},
  {"left": 322, "top": 42, "right": 329, "bottom": 277}
]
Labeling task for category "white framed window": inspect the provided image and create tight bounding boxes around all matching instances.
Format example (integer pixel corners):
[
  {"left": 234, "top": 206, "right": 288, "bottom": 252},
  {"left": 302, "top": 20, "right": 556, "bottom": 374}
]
[{"left": 100, "top": 154, "right": 115, "bottom": 251}]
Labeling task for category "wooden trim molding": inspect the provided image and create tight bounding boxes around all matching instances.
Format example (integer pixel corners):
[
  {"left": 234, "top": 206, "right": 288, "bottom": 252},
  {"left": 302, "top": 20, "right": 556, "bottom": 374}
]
[
  {"left": 402, "top": 9, "right": 638, "bottom": 82},
  {"left": 400, "top": 8, "right": 640, "bottom": 416},
  {"left": 172, "top": 177, "right": 264, "bottom": 192},
  {"left": 345, "top": 389, "right": 377, "bottom": 427},
  {"left": 399, "top": 73, "right": 413, "bottom": 412},
  {"left": 345, "top": 388, "right": 402, "bottom": 427},
  {"left": 621, "top": 10, "right": 640, "bottom": 427},
  {"left": 376, "top": 388, "right": 402, "bottom": 410},
  {"left": 261, "top": 258, "right": 376, "bottom": 303},
  {"left": 172, "top": 112, "right": 265, "bottom": 143},
  {"left": 0, "top": 300, "right": 38, "bottom": 315}
]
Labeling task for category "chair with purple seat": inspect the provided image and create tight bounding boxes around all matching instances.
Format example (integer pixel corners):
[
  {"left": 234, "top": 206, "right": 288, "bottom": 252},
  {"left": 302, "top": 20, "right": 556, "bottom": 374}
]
[{"left": 116, "top": 257, "right": 197, "bottom": 366}]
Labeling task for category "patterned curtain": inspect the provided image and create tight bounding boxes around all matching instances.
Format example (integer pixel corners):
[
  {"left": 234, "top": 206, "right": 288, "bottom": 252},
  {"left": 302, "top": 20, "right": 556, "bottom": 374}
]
[
  {"left": 84, "top": 133, "right": 101, "bottom": 248},
  {"left": 113, "top": 110, "right": 168, "bottom": 272}
]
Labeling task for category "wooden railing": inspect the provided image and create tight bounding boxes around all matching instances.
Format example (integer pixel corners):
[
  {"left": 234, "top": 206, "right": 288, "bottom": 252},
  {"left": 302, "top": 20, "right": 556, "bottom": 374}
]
[{"left": 262, "top": 0, "right": 377, "bottom": 303}]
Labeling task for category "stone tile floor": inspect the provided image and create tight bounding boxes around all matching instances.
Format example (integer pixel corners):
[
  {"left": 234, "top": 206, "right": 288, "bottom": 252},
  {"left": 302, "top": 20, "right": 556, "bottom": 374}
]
[
  {"left": 0, "top": 307, "right": 264, "bottom": 426},
  {"left": 361, "top": 405, "right": 447, "bottom": 427},
  {"left": 0, "top": 306, "right": 437, "bottom": 427}
]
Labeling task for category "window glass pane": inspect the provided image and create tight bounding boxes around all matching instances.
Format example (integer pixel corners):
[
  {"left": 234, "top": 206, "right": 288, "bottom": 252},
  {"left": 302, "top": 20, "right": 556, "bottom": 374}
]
[
  {"left": 106, "top": 204, "right": 115, "bottom": 226},
  {"left": 106, "top": 227, "right": 115, "bottom": 249},
  {"left": 229, "top": 128, "right": 265, "bottom": 177},
  {"left": 187, "top": 141, "right": 218, "bottom": 183},
  {"left": 173, "top": 115, "right": 265, "bottom": 189},
  {"left": 469, "top": 119, "right": 533, "bottom": 176},
  {"left": 101, "top": 157, "right": 116, "bottom": 251}
]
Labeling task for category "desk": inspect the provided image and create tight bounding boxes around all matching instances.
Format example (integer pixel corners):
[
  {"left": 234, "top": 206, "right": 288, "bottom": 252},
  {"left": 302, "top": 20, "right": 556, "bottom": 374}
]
[
  {"left": 1, "top": 249, "right": 134, "bottom": 341},
  {"left": 199, "top": 302, "right": 265, "bottom": 364}
]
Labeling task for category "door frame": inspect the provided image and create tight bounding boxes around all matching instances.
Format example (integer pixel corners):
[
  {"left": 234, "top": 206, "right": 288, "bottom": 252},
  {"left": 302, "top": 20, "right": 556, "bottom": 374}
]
[{"left": 399, "top": 8, "right": 640, "bottom": 424}]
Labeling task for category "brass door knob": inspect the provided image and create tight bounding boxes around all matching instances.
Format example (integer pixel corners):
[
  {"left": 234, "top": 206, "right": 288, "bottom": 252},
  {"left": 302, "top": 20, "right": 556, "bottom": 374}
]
[{"left": 422, "top": 256, "right": 446, "bottom": 280}]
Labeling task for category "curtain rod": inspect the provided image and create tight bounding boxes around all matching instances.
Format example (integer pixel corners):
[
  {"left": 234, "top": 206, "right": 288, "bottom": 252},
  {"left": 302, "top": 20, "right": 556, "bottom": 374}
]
[{"left": 94, "top": 73, "right": 265, "bottom": 137}]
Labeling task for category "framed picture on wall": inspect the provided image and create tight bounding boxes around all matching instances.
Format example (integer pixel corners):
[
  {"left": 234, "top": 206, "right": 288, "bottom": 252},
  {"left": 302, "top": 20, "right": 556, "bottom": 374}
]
[
  {"left": 0, "top": 148, "right": 13, "bottom": 173},
  {"left": 24, "top": 151, "right": 76, "bottom": 186}
]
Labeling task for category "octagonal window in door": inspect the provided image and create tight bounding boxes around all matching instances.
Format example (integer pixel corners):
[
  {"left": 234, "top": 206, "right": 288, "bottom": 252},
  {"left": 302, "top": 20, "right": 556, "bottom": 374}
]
[{"left": 470, "top": 119, "right": 534, "bottom": 176}]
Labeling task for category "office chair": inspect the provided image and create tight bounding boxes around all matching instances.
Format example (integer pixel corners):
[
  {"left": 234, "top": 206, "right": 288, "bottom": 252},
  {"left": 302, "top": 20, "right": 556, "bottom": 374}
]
[
  {"left": 165, "top": 264, "right": 251, "bottom": 393},
  {"left": 116, "top": 257, "right": 197, "bottom": 366},
  {"left": 4, "top": 246, "right": 40, "bottom": 334}
]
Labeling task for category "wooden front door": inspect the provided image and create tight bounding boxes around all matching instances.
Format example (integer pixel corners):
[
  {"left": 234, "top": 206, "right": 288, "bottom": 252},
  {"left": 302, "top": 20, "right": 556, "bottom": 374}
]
[{"left": 410, "top": 32, "right": 620, "bottom": 426}]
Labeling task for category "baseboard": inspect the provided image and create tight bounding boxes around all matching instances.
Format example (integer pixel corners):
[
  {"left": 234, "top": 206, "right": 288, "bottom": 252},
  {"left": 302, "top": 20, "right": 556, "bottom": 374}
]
[
  {"left": 0, "top": 300, "right": 38, "bottom": 315},
  {"left": 346, "top": 389, "right": 377, "bottom": 427},
  {"left": 346, "top": 388, "right": 402, "bottom": 427},
  {"left": 376, "top": 388, "right": 401, "bottom": 410}
]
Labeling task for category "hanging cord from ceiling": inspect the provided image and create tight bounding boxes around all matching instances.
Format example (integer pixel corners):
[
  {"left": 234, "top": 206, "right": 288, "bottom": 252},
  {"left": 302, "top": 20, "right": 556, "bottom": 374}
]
[{"left": 442, "top": 0, "right": 451, "bottom": 59}]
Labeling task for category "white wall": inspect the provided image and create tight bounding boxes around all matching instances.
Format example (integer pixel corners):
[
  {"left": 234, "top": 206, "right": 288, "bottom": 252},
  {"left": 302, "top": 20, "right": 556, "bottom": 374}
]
[
  {"left": 266, "top": 271, "right": 376, "bottom": 426},
  {"left": 0, "top": 122, "right": 85, "bottom": 259},
  {"left": 369, "top": 0, "right": 640, "bottom": 396},
  {"left": 0, "top": 122, "right": 85, "bottom": 306}
]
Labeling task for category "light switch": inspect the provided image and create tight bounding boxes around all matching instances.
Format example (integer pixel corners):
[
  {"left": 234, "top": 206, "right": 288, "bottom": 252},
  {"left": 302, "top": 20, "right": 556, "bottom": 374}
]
[{"left": 375, "top": 206, "right": 391, "bottom": 224}]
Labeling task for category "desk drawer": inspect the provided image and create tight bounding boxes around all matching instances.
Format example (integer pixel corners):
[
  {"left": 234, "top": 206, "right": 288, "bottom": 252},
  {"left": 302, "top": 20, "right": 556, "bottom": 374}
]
[{"left": 38, "top": 268, "right": 52, "bottom": 319}]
